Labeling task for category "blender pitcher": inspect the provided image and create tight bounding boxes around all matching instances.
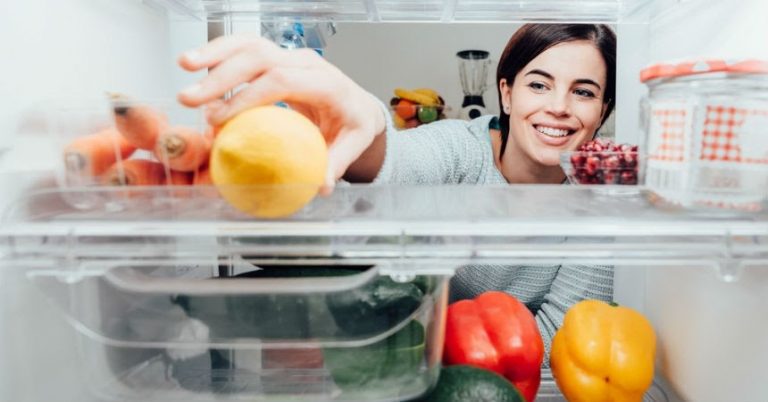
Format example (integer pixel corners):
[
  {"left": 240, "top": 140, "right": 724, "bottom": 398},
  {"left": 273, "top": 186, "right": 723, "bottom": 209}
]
[{"left": 457, "top": 50, "right": 491, "bottom": 120}]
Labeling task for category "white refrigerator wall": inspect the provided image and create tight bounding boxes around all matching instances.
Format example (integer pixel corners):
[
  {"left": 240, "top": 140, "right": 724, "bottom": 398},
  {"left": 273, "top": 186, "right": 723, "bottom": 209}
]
[
  {"left": 649, "top": 0, "right": 768, "bottom": 62},
  {"left": 0, "top": 1, "right": 177, "bottom": 401},
  {"left": 615, "top": 0, "right": 768, "bottom": 312},
  {"left": 0, "top": 0, "right": 179, "bottom": 172}
]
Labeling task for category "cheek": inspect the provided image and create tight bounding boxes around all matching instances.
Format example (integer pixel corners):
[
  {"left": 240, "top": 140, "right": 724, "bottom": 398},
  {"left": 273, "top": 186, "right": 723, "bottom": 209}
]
[{"left": 575, "top": 103, "right": 604, "bottom": 131}]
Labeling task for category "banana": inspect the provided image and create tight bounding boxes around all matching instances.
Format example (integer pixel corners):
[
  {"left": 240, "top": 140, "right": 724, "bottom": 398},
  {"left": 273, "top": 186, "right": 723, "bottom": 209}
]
[
  {"left": 392, "top": 113, "right": 406, "bottom": 129},
  {"left": 413, "top": 88, "right": 440, "bottom": 103},
  {"left": 394, "top": 88, "right": 438, "bottom": 106}
]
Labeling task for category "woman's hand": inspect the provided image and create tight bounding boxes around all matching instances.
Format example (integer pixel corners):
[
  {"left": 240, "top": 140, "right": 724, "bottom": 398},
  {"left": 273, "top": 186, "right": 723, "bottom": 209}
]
[{"left": 177, "top": 34, "right": 386, "bottom": 190}]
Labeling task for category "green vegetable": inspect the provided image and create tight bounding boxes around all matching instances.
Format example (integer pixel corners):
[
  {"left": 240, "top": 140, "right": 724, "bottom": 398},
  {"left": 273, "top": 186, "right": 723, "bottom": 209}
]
[
  {"left": 173, "top": 266, "right": 364, "bottom": 339},
  {"left": 414, "top": 365, "right": 525, "bottom": 402},
  {"left": 326, "top": 275, "right": 425, "bottom": 336},
  {"left": 324, "top": 320, "right": 426, "bottom": 390},
  {"left": 174, "top": 266, "right": 432, "bottom": 339}
]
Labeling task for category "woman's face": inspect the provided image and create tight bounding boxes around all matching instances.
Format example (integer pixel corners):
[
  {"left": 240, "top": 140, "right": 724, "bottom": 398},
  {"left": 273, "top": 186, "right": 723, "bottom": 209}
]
[{"left": 500, "top": 40, "right": 608, "bottom": 167}]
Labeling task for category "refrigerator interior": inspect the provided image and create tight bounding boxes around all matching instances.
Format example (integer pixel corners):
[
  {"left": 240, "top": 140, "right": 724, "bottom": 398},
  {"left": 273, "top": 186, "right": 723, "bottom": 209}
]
[{"left": 1, "top": 0, "right": 767, "bottom": 401}]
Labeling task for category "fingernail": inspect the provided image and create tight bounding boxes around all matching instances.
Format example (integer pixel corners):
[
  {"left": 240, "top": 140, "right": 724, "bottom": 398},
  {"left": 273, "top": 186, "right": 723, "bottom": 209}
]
[
  {"left": 207, "top": 107, "right": 228, "bottom": 125},
  {"left": 180, "top": 84, "right": 202, "bottom": 97},
  {"left": 183, "top": 50, "right": 201, "bottom": 63}
]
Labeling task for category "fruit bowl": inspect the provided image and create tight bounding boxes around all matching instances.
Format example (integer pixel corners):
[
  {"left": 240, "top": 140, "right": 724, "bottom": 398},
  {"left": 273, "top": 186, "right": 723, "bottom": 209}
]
[
  {"left": 560, "top": 139, "right": 640, "bottom": 188},
  {"left": 389, "top": 100, "right": 448, "bottom": 129},
  {"left": 389, "top": 87, "right": 448, "bottom": 129}
]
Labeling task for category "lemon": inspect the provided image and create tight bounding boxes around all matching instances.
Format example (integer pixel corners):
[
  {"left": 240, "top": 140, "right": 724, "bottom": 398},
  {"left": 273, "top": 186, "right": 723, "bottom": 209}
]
[{"left": 210, "top": 106, "right": 328, "bottom": 218}]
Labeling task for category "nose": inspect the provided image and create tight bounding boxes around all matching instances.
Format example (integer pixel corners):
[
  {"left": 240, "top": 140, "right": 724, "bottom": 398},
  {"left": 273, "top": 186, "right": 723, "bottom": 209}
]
[{"left": 546, "top": 90, "right": 571, "bottom": 117}]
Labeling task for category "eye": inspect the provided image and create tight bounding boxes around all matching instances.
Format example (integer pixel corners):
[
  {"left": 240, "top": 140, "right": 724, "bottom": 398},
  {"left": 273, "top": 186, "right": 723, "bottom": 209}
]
[
  {"left": 574, "top": 88, "right": 596, "bottom": 98},
  {"left": 528, "top": 82, "right": 548, "bottom": 92}
]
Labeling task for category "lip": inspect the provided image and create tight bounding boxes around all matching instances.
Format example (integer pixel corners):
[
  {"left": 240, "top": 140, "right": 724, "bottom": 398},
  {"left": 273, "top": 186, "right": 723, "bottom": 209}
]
[
  {"left": 534, "top": 122, "right": 576, "bottom": 131},
  {"left": 532, "top": 124, "right": 575, "bottom": 147}
]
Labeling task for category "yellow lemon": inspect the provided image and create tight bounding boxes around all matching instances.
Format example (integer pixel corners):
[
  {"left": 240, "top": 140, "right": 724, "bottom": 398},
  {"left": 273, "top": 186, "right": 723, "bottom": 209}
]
[{"left": 210, "top": 106, "right": 328, "bottom": 218}]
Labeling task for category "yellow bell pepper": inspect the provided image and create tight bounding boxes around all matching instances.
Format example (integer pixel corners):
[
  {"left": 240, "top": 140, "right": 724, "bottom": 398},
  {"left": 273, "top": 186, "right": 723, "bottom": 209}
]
[{"left": 550, "top": 300, "right": 656, "bottom": 402}]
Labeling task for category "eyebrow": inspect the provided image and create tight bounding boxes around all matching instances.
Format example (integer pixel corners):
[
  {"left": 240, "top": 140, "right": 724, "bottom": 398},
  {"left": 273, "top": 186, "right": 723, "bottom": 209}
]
[{"left": 524, "top": 69, "right": 602, "bottom": 90}]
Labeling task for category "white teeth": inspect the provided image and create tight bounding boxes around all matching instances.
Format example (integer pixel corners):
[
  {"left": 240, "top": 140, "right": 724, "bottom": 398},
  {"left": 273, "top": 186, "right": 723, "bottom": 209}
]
[{"left": 536, "top": 125, "right": 570, "bottom": 137}]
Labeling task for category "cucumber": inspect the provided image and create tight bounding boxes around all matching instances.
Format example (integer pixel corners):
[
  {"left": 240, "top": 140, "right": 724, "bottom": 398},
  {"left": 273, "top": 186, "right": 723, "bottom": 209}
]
[
  {"left": 324, "top": 320, "right": 426, "bottom": 390},
  {"left": 414, "top": 365, "right": 525, "bottom": 402},
  {"left": 174, "top": 265, "right": 430, "bottom": 338},
  {"left": 326, "top": 275, "right": 425, "bottom": 336}
]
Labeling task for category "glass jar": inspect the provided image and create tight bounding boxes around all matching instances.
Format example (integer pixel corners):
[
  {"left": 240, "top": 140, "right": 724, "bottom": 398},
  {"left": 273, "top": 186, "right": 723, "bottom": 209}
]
[{"left": 641, "top": 59, "right": 768, "bottom": 212}]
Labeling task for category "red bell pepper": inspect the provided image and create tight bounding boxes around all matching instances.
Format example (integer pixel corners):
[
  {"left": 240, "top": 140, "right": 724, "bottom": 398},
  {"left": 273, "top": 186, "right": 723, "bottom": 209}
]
[{"left": 443, "top": 291, "right": 544, "bottom": 402}]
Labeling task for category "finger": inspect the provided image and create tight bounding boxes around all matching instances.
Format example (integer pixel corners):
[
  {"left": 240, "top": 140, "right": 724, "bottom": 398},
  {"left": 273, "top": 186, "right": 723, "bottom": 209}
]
[
  {"left": 326, "top": 128, "right": 373, "bottom": 183},
  {"left": 178, "top": 33, "right": 271, "bottom": 72},
  {"left": 205, "top": 67, "right": 326, "bottom": 125},
  {"left": 204, "top": 99, "right": 226, "bottom": 122},
  {"left": 318, "top": 174, "right": 336, "bottom": 197},
  {"left": 178, "top": 50, "right": 275, "bottom": 107},
  {"left": 179, "top": 48, "right": 321, "bottom": 109}
]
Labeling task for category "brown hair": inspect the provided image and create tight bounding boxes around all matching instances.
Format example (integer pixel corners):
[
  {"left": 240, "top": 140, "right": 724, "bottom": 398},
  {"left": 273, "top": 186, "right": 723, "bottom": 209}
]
[{"left": 496, "top": 24, "right": 616, "bottom": 159}]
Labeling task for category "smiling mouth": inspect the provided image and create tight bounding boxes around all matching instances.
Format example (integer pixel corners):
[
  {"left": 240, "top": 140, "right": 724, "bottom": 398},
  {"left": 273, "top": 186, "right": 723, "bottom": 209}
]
[{"left": 534, "top": 125, "right": 575, "bottom": 138}]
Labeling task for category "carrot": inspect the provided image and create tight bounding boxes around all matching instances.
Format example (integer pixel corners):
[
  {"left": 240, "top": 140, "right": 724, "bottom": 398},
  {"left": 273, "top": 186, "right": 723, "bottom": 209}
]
[
  {"left": 109, "top": 93, "right": 169, "bottom": 150},
  {"left": 166, "top": 170, "right": 193, "bottom": 186},
  {"left": 64, "top": 128, "right": 136, "bottom": 177},
  {"left": 208, "top": 125, "right": 220, "bottom": 139},
  {"left": 101, "top": 159, "right": 166, "bottom": 186},
  {"left": 193, "top": 166, "right": 212, "bottom": 185},
  {"left": 154, "top": 126, "right": 212, "bottom": 172}
]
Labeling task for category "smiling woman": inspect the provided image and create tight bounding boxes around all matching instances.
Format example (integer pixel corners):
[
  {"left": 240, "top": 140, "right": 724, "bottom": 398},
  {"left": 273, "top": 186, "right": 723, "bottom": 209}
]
[
  {"left": 178, "top": 23, "right": 617, "bottom": 364},
  {"left": 496, "top": 24, "right": 616, "bottom": 184}
]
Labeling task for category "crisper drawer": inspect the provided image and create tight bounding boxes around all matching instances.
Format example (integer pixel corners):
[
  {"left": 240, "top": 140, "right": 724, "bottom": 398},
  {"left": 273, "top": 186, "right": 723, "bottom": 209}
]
[
  {"left": 21, "top": 257, "right": 678, "bottom": 402},
  {"left": 28, "top": 258, "right": 447, "bottom": 402}
]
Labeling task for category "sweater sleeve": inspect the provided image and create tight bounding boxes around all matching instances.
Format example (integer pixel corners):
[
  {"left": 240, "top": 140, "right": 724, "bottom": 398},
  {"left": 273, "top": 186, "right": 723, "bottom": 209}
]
[
  {"left": 535, "top": 263, "right": 614, "bottom": 367},
  {"left": 372, "top": 100, "right": 491, "bottom": 185}
]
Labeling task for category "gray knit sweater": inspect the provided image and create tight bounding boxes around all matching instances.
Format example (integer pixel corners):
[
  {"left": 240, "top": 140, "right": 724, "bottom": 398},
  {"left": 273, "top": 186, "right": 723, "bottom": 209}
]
[{"left": 372, "top": 114, "right": 614, "bottom": 365}]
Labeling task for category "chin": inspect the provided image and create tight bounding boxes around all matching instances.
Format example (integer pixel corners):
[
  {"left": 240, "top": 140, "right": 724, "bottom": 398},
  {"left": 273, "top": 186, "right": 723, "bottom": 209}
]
[{"left": 534, "top": 149, "right": 563, "bottom": 167}]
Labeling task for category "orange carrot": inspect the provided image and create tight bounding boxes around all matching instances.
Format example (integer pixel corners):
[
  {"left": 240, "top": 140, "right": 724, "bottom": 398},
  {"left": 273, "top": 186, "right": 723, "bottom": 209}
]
[
  {"left": 153, "top": 126, "right": 212, "bottom": 172},
  {"left": 110, "top": 93, "right": 169, "bottom": 150},
  {"left": 207, "top": 125, "right": 220, "bottom": 139},
  {"left": 101, "top": 159, "right": 166, "bottom": 186},
  {"left": 63, "top": 128, "right": 136, "bottom": 177},
  {"left": 166, "top": 170, "right": 193, "bottom": 186},
  {"left": 193, "top": 167, "right": 212, "bottom": 185}
]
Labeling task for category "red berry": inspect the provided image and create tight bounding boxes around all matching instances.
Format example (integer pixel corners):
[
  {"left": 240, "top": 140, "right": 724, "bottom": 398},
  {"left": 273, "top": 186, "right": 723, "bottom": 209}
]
[
  {"left": 603, "top": 155, "right": 620, "bottom": 169},
  {"left": 571, "top": 140, "right": 639, "bottom": 185},
  {"left": 620, "top": 171, "right": 637, "bottom": 184},
  {"left": 623, "top": 152, "right": 637, "bottom": 167},
  {"left": 570, "top": 153, "right": 586, "bottom": 166},
  {"left": 585, "top": 156, "right": 600, "bottom": 175}
]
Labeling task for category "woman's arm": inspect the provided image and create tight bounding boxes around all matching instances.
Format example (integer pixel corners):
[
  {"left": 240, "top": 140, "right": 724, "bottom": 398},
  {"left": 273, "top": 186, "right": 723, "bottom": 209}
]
[{"left": 360, "top": 110, "right": 493, "bottom": 185}]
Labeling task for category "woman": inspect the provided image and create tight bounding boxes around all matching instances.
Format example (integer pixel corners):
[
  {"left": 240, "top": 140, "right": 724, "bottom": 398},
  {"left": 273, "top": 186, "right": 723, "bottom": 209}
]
[{"left": 178, "top": 23, "right": 616, "bottom": 363}]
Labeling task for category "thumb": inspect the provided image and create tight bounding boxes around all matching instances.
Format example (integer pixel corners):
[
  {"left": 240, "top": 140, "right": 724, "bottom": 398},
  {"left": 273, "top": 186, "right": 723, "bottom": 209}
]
[
  {"left": 318, "top": 169, "right": 336, "bottom": 197},
  {"left": 319, "top": 128, "right": 372, "bottom": 196}
]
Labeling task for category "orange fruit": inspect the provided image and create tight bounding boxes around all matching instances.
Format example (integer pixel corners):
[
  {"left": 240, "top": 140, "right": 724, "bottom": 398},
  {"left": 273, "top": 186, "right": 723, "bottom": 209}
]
[
  {"left": 395, "top": 99, "right": 417, "bottom": 120},
  {"left": 210, "top": 106, "right": 328, "bottom": 218}
]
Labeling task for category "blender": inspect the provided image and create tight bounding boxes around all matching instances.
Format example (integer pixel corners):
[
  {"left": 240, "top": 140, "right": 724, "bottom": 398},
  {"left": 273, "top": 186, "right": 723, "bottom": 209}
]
[{"left": 457, "top": 50, "right": 492, "bottom": 120}]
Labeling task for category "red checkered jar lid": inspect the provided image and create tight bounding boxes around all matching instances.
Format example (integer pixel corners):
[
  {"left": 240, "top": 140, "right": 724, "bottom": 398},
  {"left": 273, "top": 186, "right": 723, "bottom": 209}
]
[{"left": 640, "top": 59, "right": 768, "bottom": 83}]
